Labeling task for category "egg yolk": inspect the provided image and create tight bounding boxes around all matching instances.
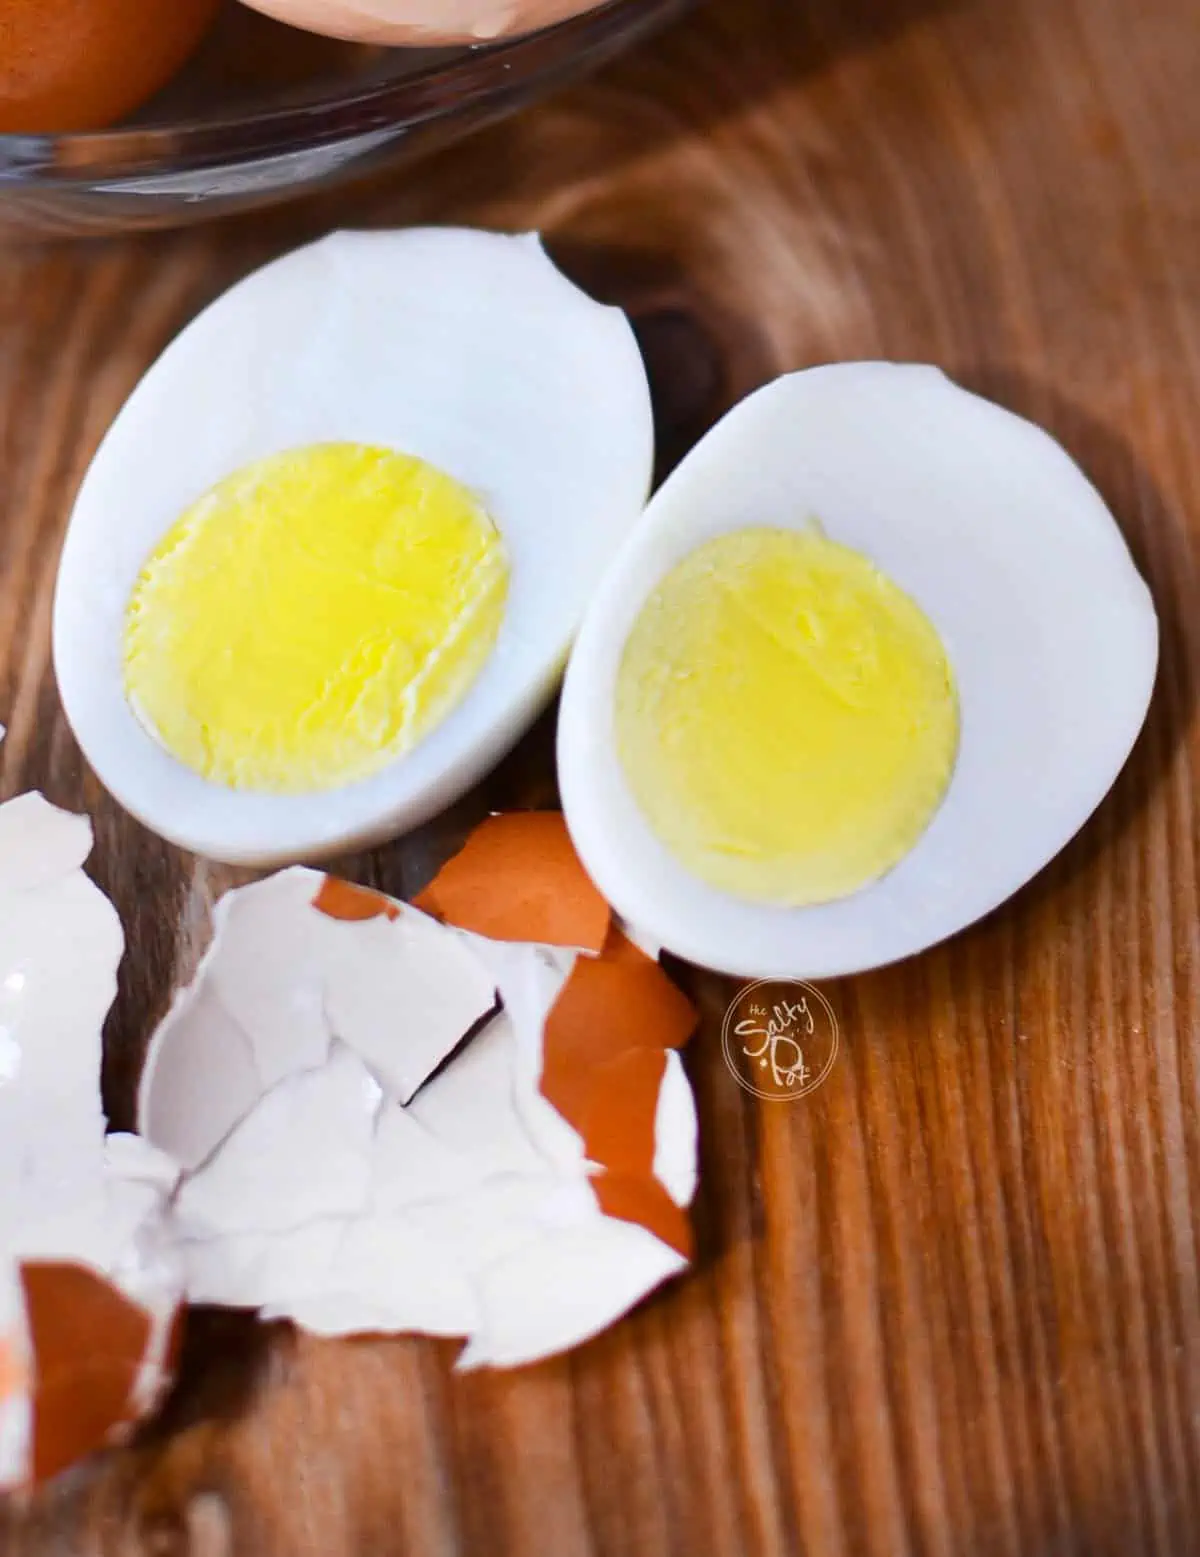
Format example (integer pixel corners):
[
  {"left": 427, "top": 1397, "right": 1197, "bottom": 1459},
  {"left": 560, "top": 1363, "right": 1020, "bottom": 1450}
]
[
  {"left": 124, "top": 444, "right": 510, "bottom": 794},
  {"left": 615, "top": 526, "right": 959, "bottom": 906}
]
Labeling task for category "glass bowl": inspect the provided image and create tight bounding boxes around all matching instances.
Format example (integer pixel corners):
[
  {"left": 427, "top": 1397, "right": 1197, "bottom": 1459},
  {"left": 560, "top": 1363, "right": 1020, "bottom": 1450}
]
[{"left": 0, "top": 0, "right": 688, "bottom": 237}]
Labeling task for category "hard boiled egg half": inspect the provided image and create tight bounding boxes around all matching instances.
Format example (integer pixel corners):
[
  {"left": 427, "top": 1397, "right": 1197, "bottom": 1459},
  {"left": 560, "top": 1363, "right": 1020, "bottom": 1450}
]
[
  {"left": 53, "top": 229, "right": 652, "bottom": 866},
  {"left": 558, "top": 364, "right": 1158, "bottom": 979}
]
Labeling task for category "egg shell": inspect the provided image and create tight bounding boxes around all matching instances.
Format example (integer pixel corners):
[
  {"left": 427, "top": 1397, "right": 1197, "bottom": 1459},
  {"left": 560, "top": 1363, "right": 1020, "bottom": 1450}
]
[
  {"left": 17, "top": 1261, "right": 177, "bottom": 1489},
  {"left": 414, "top": 810, "right": 612, "bottom": 952},
  {"left": 450, "top": 932, "right": 587, "bottom": 1171},
  {"left": 652, "top": 1051, "right": 698, "bottom": 1207},
  {"left": 405, "top": 1012, "right": 550, "bottom": 1179},
  {"left": 0, "top": 789, "right": 183, "bottom": 1494},
  {"left": 540, "top": 936, "right": 698, "bottom": 1132},
  {"left": 577, "top": 1047, "right": 666, "bottom": 1177},
  {"left": 170, "top": 1046, "right": 382, "bottom": 1242},
  {"left": 454, "top": 1213, "right": 688, "bottom": 1370},
  {"left": 590, "top": 1174, "right": 693, "bottom": 1261},
  {"left": 147, "top": 826, "right": 699, "bottom": 1366},
  {"left": 234, "top": 0, "right": 604, "bottom": 46},
  {"left": 54, "top": 228, "right": 653, "bottom": 867},
  {"left": 139, "top": 868, "right": 498, "bottom": 1170},
  {"left": 557, "top": 363, "right": 1160, "bottom": 979}
]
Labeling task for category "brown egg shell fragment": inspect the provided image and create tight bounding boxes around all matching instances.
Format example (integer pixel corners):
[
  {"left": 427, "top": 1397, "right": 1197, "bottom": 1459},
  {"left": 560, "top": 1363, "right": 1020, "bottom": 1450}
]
[
  {"left": 455, "top": 1206, "right": 690, "bottom": 1370},
  {"left": 319, "top": 903, "right": 499, "bottom": 1105},
  {"left": 540, "top": 946, "right": 698, "bottom": 1129},
  {"left": 139, "top": 870, "right": 497, "bottom": 1175},
  {"left": 415, "top": 812, "right": 611, "bottom": 953},
  {"left": 450, "top": 934, "right": 583, "bottom": 1172},
  {"left": 577, "top": 1047, "right": 666, "bottom": 1179},
  {"left": 405, "top": 1012, "right": 549, "bottom": 1180},
  {"left": 0, "top": 792, "right": 185, "bottom": 1494},
  {"left": 312, "top": 877, "right": 400, "bottom": 922},
  {"left": 591, "top": 1173, "right": 694, "bottom": 1261},
  {"left": 170, "top": 1046, "right": 381, "bottom": 1244},
  {"left": 155, "top": 816, "right": 700, "bottom": 1366},
  {"left": 601, "top": 922, "right": 660, "bottom": 966},
  {"left": 536, "top": 930, "right": 698, "bottom": 1257},
  {"left": 138, "top": 870, "right": 336, "bottom": 1171},
  {"left": 168, "top": 931, "right": 698, "bottom": 1363},
  {"left": 20, "top": 1262, "right": 160, "bottom": 1487},
  {"left": 0, "top": 792, "right": 94, "bottom": 891}
]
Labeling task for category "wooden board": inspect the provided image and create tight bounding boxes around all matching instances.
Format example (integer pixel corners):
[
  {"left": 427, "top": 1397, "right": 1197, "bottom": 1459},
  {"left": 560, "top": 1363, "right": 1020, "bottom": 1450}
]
[{"left": 4, "top": 0, "right": 1200, "bottom": 1550}]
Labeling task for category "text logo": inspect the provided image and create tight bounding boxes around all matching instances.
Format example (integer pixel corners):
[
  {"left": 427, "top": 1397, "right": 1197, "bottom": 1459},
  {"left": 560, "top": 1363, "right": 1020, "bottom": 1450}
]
[{"left": 722, "top": 980, "right": 838, "bottom": 1101}]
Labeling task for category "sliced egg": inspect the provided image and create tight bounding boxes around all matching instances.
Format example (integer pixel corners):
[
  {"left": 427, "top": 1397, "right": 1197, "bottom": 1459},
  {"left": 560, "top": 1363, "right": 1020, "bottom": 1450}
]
[
  {"left": 558, "top": 364, "right": 1159, "bottom": 979},
  {"left": 54, "top": 228, "right": 652, "bottom": 866}
]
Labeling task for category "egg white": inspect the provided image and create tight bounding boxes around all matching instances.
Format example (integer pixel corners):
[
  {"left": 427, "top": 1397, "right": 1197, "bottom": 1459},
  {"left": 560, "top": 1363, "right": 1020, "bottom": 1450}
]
[
  {"left": 53, "top": 228, "right": 653, "bottom": 865},
  {"left": 557, "top": 364, "right": 1159, "bottom": 980}
]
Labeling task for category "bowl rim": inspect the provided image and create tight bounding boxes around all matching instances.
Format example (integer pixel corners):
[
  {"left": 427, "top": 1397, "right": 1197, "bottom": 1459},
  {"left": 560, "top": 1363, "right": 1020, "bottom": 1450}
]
[{"left": 0, "top": 0, "right": 680, "bottom": 181}]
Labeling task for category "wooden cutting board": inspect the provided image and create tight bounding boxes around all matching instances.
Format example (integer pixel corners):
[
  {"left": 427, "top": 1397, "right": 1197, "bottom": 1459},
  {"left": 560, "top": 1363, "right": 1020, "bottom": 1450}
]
[{"left": 4, "top": 0, "right": 1200, "bottom": 1551}]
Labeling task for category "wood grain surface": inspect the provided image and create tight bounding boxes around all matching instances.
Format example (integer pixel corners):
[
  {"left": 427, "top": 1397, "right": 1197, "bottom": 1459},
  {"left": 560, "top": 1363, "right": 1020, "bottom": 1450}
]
[{"left": 2, "top": 0, "right": 1200, "bottom": 1551}]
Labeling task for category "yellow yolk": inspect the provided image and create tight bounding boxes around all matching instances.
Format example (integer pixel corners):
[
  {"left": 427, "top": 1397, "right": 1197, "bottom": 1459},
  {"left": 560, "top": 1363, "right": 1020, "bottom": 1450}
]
[
  {"left": 123, "top": 444, "right": 509, "bottom": 793},
  {"left": 615, "top": 526, "right": 959, "bottom": 906}
]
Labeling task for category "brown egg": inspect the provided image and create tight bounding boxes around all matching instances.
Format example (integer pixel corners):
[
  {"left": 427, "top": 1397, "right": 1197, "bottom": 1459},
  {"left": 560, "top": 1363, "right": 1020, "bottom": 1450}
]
[
  {"left": 0, "top": 0, "right": 220, "bottom": 134},
  {"left": 234, "top": 0, "right": 604, "bottom": 46}
]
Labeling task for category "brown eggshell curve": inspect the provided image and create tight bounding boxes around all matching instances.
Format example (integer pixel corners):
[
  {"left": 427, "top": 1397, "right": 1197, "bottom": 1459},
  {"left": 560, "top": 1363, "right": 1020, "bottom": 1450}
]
[
  {"left": 312, "top": 876, "right": 401, "bottom": 922},
  {"left": 415, "top": 812, "right": 611, "bottom": 952},
  {"left": 20, "top": 1262, "right": 153, "bottom": 1486}
]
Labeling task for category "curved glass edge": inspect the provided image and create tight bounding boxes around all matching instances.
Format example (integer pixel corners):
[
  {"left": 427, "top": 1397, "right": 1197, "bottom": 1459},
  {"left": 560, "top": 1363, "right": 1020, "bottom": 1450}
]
[{"left": 0, "top": 0, "right": 689, "bottom": 184}]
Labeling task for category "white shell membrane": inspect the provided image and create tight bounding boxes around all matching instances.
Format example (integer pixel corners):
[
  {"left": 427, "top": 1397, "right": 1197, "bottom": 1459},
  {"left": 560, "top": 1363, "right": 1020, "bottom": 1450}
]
[
  {"left": 53, "top": 228, "right": 653, "bottom": 865},
  {"left": 558, "top": 364, "right": 1159, "bottom": 979}
]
